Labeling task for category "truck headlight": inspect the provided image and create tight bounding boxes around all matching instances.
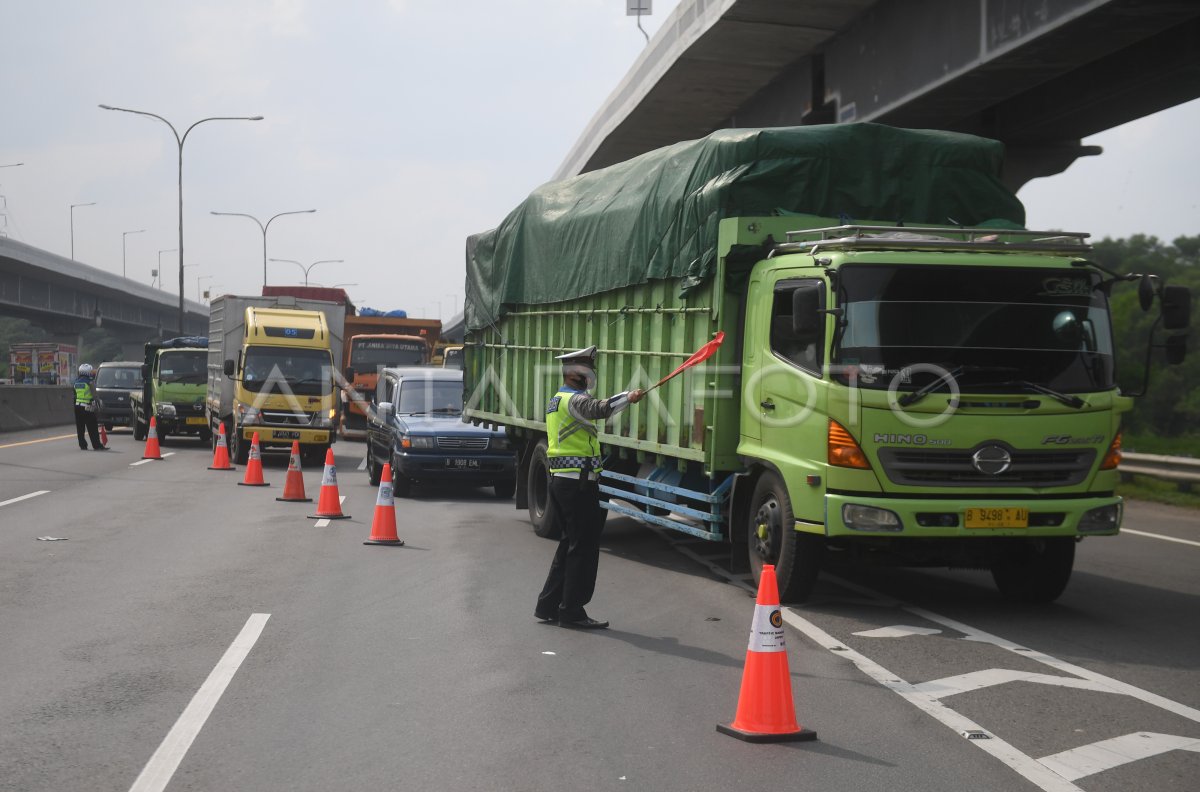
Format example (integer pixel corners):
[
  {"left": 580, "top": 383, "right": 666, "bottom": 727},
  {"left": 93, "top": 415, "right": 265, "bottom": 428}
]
[
  {"left": 1078, "top": 503, "right": 1122, "bottom": 533},
  {"left": 237, "top": 404, "right": 261, "bottom": 425},
  {"left": 400, "top": 434, "right": 434, "bottom": 449},
  {"left": 158, "top": 403, "right": 176, "bottom": 417},
  {"left": 842, "top": 504, "right": 902, "bottom": 532}
]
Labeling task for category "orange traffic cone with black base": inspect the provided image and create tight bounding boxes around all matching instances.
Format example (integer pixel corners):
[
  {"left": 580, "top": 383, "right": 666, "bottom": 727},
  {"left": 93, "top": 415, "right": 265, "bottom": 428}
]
[
  {"left": 364, "top": 463, "right": 404, "bottom": 546},
  {"left": 308, "top": 448, "right": 350, "bottom": 519},
  {"left": 237, "top": 432, "right": 270, "bottom": 487},
  {"left": 276, "top": 441, "right": 312, "bottom": 502},
  {"left": 717, "top": 564, "right": 817, "bottom": 743},
  {"left": 99, "top": 425, "right": 108, "bottom": 448},
  {"left": 208, "top": 422, "right": 236, "bottom": 471},
  {"left": 141, "top": 417, "right": 163, "bottom": 460}
]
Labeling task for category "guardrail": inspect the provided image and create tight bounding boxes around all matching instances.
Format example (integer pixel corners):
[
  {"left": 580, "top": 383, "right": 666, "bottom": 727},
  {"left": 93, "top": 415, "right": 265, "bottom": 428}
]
[{"left": 1120, "top": 452, "right": 1200, "bottom": 493}]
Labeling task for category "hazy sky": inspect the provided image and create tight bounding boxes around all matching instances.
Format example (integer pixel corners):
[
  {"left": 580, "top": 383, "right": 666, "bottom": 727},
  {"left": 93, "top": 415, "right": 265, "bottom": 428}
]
[{"left": 2, "top": 1, "right": 1196, "bottom": 323}]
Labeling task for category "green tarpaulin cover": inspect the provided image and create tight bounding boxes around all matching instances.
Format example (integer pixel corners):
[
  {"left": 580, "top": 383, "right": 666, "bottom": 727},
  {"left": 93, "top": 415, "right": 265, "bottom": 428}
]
[{"left": 466, "top": 123, "right": 1025, "bottom": 331}]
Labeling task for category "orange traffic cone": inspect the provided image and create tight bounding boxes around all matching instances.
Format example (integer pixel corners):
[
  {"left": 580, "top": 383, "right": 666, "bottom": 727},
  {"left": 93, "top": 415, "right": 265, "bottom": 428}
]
[
  {"left": 237, "top": 432, "right": 270, "bottom": 487},
  {"left": 717, "top": 564, "right": 817, "bottom": 743},
  {"left": 208, "top": 422, "right": 236, "bottom": 471},
  {"left": 141, "top": 417, "right": 163, "bottom": 460},
  {"left": 99, "top": 425, "right": 108, "bottom": 448},
  {"left": 364, "top": 463, "right": 404, "bottom": 546},
  {"left": 308, "top": 448, "right": 350, "bottom": 519},
  {"left": 276, "top": 442, "right": 312, "bottom": 502}
]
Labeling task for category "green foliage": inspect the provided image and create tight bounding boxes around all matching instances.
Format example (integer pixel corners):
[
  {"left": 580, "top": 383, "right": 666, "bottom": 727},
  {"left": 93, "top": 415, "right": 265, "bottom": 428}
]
[
  {"left": 0, "top": 318, "right": 50, "bottom": 378},
  {"left": 1117, "top": 475, "right": 1200, "bottom": 510},
  {"left": 1094, "top": 234, "right": 1198, "bottom": 448},
  {"left": 79, "top": 327, "right": 124, "bottom": 365}
]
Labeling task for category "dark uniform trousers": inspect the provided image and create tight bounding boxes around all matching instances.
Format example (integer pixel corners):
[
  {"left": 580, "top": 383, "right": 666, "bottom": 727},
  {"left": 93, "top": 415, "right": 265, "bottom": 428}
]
[
  {"left": 75, "top": 404, "right": 102, "bottom": 449},
  {"left": 536, "top": 476, "right": 607, "bottom": 621}
]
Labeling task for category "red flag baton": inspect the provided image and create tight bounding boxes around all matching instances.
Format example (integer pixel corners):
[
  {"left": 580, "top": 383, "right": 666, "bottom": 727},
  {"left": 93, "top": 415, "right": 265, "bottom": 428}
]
[{"left": 647, "top": 331, "right": 726, "bottom": 392}]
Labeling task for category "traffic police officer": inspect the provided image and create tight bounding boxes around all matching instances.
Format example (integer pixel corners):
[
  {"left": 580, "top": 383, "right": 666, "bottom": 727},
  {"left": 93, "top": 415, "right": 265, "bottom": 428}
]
[
  {"left": 72, "top": 363, "right": 105, "bottom": 450},
  {"left": 535, "top": 346, "right": 643, "bottom": 629}
]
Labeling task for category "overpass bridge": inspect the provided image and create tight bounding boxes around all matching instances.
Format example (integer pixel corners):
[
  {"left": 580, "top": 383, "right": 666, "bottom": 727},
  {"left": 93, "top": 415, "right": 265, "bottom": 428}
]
[
  {"left": 558, "top": 0, "right": 1200, "bottom": 189},
  {"left": 0, "top": 236, "right": 207, "bottom": 358}
]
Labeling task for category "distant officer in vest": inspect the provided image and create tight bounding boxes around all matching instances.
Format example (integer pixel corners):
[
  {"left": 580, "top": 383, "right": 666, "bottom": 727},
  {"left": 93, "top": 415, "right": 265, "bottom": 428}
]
[
  {"left": 73, "top": 363, "right": 105, "bottom": 450},
  {"left": 535, "top": 346, "right": 644, "bottom": 629}
]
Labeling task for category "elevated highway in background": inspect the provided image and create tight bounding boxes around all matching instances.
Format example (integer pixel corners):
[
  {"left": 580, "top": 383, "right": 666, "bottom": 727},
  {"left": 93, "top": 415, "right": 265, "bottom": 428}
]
[
  {"left": 558, "top": 0, "right": 1200, "bottom": 190},
  {"left": 0, "top": 236, "right": 207, "bottom": 356}
]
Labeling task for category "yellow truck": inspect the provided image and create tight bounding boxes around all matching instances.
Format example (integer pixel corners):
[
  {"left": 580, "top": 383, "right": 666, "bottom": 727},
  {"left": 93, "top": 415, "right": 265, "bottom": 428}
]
[{"left": 207, "top": 295, "right": 345, "bottom": 466}]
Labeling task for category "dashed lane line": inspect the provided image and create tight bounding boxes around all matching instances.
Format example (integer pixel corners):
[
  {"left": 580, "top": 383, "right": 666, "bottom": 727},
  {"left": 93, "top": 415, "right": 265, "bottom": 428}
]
[
  {"left": 0, "top": 490, "right": 50, "bottom": 508},
  {"left": 130, "top": 453, "right": 176, "bottom": 466},
  {"left": 128, "top": 613, "right": 270, "bottom": 792},
  {"left": 0, "top": 433, "right": 75, "bottom": 449},
  {"left": 1122, "top": 528, "right": 1200, "bottom": 548}
]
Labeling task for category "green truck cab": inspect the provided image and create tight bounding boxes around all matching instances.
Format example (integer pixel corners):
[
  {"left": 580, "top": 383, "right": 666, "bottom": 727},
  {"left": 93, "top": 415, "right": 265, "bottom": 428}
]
[
  {"left": 462, "top": 124, "right": 1192, "bottom": 604},
  {"left": 130, "top": 337, "right": 211, "bottom": 443}
]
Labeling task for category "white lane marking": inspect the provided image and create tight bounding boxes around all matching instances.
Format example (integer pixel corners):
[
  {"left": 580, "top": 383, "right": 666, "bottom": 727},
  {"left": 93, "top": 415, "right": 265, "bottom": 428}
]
[
  {"left": 781, "top": 608, "right": 1086, "bottom": 792},
  {"left": 0, "top": 490, "right": 50, "bottom": 508},
  {"left": 1039, "top": 732, "right": 1200, "bottom": 781},
  {"left": 130, "top": 453, "right": 175, "bottom": 466},
  {"left": 853, "top": 625, "right": 941, "bottom": 639},
  {"left": 911, "top": 669, "right": 1111, "bottom": 699},
  {"left": 1122, "top": 528, "right": 1200, "bottom": 548},
  {"left": 128, "top": 613, "right": 270, "bottom": 792},
  {"left": 357, "top": 456, "right": 367, "bottom": 471}
]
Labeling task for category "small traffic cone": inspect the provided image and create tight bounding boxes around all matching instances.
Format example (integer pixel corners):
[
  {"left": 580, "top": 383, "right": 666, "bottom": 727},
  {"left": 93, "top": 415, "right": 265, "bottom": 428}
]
[
  {"left": 237, "top": 432, "right": 270, "bottom": 487},
  {"left": 276, "top": 441, "right": 312, "bottom": 502},
  {"left": 141, "top": 416, "right": 163, "bottom": 460},
  {"left": 363, "top": 463, "right": 404, "bottom": 546},
  {"left": 208, "top": 422, "right": 236, "bottom": 471},
  {"left": 308, "top": 448, "right": 350, "bottom": 519},
  {"left": 717, "top": 564, "right": 817, "bottom": 743},
  {"left": 99, "top": 425, "right": 108, "bottom": 448}
]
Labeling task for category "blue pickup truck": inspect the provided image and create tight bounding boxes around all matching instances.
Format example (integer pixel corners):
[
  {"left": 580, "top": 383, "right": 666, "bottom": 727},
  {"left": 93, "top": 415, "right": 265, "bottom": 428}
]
[{"left": 365, "top": 367, "right": 515, "bottom": 498}]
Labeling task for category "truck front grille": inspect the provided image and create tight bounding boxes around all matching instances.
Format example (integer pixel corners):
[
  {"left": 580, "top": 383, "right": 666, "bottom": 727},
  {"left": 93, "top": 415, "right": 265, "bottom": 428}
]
[
  {"left": 878, "top": 445, "right": 1096, "bottom": 487},
  {"left": 262, "top": 410, "right": 316, "bottom": 426},
  {"left": 437, "top": 436, "right": 488, "bottom": 450}
]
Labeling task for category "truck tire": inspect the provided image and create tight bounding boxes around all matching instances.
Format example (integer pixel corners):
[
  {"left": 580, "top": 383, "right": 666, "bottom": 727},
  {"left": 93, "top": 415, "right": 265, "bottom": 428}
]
[
  {"left": 366, "top": 442, "right": 382, "bottom": 486},
  {"left": 990, "top": 537, "right": 1075, "bottom": 603},
  {"left": 527, "top": 440, "right": 561, "bottom": 539},
  {"left": 133, "top": 419, "right": 147, "bottom": 442},
  {"left": 230, "top": 425, "right": 250, "bottom": 466},
  {"left": 748, "top": 470, "right": 824, "bottom": 603},
  {"left": 391, "top": 461, "right": 413, "bottom": 498}
]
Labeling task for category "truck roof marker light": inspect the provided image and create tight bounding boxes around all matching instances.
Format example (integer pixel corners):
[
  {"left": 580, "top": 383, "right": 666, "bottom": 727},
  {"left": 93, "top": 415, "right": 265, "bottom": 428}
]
[
  {"left": 1100, "top": 432, "right": 1122, "bottom": 470},
  {"left": 828, "top": 420, "right": 870, "bottom": 469}
]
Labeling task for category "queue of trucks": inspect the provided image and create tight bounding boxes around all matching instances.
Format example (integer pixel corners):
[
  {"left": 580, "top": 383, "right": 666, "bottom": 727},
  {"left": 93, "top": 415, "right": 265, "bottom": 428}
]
[{"left": 462, "top": 123, "right": 1192, "bottom": 604}]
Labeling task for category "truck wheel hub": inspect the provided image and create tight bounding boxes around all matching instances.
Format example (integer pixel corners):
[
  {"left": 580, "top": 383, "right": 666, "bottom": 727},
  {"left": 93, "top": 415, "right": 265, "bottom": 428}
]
[{"left": 753, "top": 498, "right": 780, "bottom": 560}]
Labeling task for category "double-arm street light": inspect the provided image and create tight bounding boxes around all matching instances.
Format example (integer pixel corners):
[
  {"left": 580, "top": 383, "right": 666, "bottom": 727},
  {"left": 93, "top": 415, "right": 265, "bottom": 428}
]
[
  {"left": 70, "top": 202, "right": 96, "bottom": 260},
  {"left": 122, "top": 228, "right": 145, "bottom": 278},
  {"left": 269, "top": 258, "right": 343, "bottom": 287},
  {"left": 100, "top": 104, "right": 263, "bottom": 334},
  {"left": 213, "top": 209, "right": 316, "bottom": 288}
]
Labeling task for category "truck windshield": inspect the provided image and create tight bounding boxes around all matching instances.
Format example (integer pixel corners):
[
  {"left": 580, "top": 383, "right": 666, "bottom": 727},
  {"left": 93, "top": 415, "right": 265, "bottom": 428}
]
[
  {"left": 833, "top": 265, "right": 1114, "bottom": 394},
  {"left": 158, "top": 351, "right": 207, "bottom": 384},
  {"left": 96, "top": 367, "right": 142, "bottom": 389},
  {"left": 351, "top": 339, "right": 426, "bottom": 367},
  {"left": 242, "top": 347, "right": 332, "bottom": 395},
  {"left": 396, "top": 379, "right": 462, "bottom": 415}
]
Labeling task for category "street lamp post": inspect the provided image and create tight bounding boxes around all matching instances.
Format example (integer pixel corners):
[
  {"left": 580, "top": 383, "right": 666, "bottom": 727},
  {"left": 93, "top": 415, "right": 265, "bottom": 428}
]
[
  {"left": 122, "top": 228, "right": 145, "bottom": 278},
  {"left": 212, "top": 209, "right": 316, "bottom": 287},
  {"left": 269, "top": 258, "right": 343, "bottom": 287},
  {"left": 158, "top": 249, "right": 176, "bottom": 290},
  {"left": 70, "top": 202, "right": 96, "bottom": 260},
  {"left": 100, "top": 104, "right": 263, "bottom": 334}
]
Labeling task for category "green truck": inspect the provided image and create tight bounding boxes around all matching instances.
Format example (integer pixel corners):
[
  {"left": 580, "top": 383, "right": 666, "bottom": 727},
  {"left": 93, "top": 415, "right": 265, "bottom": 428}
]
[
  {"left": 462, "top": 124, "right": 1191, "bottom": 604},
  {"left": 130, "top": 337, "right": 211, "bottom": 443}
]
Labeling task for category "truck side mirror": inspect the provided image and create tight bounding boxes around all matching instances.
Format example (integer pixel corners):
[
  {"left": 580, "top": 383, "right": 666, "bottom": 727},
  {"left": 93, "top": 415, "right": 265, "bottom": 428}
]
[
  {"left": 223, "top": 359, "right": 235, "bottom": 376},
  {"left": 1165, "top": 333, "right": 1188, "bottom": 365},
  {"left": 791, "top": 283, "right": 823, "bottom": 335},
  {"left": 1138, "top": 274, "right": 1156, "bottom": 312},
  {"left": 1161, "top": 285, "right": 1191, "bottom": 331},
  {"left": 375, "top": 402, "right": 393, "bottom": 423},
  {"left": 344, "top": 366, "right": 355, "bottom": 380}
]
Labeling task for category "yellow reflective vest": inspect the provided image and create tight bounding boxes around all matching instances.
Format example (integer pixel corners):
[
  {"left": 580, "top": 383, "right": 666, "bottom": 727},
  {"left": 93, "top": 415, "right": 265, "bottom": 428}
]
[{"left": 545, "top": 388, "right": 602, "bottom": 474}]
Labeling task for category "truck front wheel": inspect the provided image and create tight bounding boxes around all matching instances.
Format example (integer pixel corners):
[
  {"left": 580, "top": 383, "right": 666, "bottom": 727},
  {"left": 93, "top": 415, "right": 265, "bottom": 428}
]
[
  {"left": 230, "top": 425, "right": 250, "bottom": 465},
  {"left": 990, "top": 537, "right": 1075, "bottom": 603},
  {"left": 133, "top": 418, "right": 147, "bottom": 441},
  {"left": 748, "top": 471, "right": 824, "bottom": 603},
  {"left": 527, "top": 440, "right": 561, "bottom": 539}
]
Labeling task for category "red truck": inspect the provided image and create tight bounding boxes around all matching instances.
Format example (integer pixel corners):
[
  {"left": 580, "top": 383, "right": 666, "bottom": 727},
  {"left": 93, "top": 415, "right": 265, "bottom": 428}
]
[{"left": 340, "top": 314, "right": 442, "bottom": 439}]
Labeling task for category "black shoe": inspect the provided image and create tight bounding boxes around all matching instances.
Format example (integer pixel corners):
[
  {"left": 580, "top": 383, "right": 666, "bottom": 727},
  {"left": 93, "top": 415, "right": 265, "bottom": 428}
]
[
  {"left": 93, "top": 446, "right": 109, "bottom": 451},
  {"left": 560, "top": 616, "right": 609, "bottom": 630},
  {"left": 534, "top": 610, "right": 558, "bottom": 623},
  {"left": 80, "top": 445, "right": 88, "bottom": 450}
]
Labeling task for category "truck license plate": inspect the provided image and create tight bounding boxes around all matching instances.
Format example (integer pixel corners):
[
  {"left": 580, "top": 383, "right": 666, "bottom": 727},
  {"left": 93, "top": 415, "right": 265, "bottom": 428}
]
[
  {"left": 185, "top": 416, "right": 207, "bottom": 425},
  {"left": 445, "top": 458, "right": 480, "bottom": 469},
  {"left": 273, "top": 430, "right": 301, "bottom": 440},
  {"left": 965, "top": 507, "right": 1029, "bottom": 528}
]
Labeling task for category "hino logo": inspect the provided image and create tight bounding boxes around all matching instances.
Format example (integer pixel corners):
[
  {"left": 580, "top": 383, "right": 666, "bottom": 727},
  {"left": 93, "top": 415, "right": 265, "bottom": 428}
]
[
  {"left": 972, "top": 445, "right": 1012, "bottom": 476},
  {"left": 874, "top": 433, "right": 928, "bottom": 444}
]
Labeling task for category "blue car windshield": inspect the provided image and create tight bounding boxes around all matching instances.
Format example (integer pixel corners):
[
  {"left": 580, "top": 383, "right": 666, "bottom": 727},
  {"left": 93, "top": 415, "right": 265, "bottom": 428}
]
[{"left": 397, "top": 380, "right": 462, "bottom": 415}]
